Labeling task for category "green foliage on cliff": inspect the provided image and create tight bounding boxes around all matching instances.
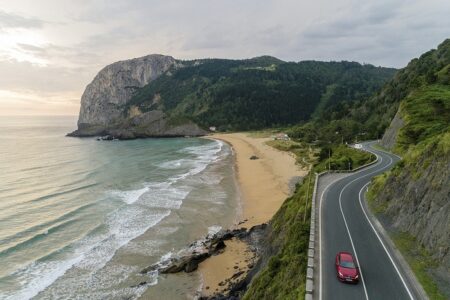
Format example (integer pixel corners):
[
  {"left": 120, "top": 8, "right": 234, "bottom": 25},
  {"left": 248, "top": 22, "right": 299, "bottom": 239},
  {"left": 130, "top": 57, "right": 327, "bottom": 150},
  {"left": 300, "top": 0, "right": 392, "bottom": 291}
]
[
  {"left": 242, "top": 172, "right": 314, "bottom": 300},
  {"left": 127, "top": 58, "right": 395, "bottom": 131},
  {"left": 245, "top": 39, "right": 449, "bottom": 300},
  {"left": 288, "top": 39, "right": 450, "bottom": 145},
  {"left": 242, "top": 144, "right": 374, "bottom": 300},
  {"left": 368, "top": 39, "right": 450, "bottom": 299},
  {"left": 314, "top": 144, "right": 375, "bottom": 172},
  {"left": 395, "top": 84, "right": 450, "bottom": 154},
  {"left": 392, "top": 232, "right": 447, "bottom": 300}
]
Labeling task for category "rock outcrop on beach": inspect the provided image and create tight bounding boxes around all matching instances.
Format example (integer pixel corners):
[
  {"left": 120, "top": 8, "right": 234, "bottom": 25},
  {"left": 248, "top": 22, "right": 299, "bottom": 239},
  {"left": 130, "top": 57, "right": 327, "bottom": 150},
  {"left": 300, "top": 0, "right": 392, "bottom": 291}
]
[{"left": 137, "top": 225, "right": 267, "bottom": 299}]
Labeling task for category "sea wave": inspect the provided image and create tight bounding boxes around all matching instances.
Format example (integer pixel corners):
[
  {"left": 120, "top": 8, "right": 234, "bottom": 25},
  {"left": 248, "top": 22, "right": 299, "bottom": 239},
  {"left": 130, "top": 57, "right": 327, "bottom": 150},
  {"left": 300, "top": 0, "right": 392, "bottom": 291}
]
[
  {"left": 110, "top": 186, "right": 150, "bottom": 204},
  {"left": 0, "top": 202, "right": 96, "bottom": 254},
  {"left": 0, "top": 139, "right": 230, "bottom": 299}
]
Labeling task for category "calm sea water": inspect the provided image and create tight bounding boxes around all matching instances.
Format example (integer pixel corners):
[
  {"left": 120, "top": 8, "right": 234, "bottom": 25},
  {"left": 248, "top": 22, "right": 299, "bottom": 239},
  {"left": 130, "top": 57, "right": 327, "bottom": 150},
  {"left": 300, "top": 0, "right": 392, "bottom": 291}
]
[{"left": 0, "top": 116, "right": 239, "bottom": 299}]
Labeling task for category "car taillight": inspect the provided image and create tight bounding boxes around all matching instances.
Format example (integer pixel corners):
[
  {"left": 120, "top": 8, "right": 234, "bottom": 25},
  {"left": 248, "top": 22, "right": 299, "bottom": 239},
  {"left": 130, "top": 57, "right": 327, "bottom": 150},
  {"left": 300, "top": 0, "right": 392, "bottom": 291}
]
[
  {"left": 355, "top": 274, "right": 359, "bottom": 279},
  {"left": 338, "top": 272, "right": 343, "bottom": 277}
]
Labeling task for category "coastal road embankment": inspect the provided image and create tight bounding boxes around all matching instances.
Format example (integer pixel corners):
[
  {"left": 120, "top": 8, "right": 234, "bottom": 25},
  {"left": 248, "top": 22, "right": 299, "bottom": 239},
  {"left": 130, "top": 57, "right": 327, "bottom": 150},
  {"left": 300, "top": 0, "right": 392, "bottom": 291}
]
[{"left": 317, "top": 142, "right": 425, "bottom": 300}]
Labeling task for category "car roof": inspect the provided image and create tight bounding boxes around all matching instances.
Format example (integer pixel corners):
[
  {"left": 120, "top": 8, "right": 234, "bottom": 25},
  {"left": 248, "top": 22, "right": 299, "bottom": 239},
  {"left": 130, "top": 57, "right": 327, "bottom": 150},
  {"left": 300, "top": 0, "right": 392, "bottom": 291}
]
[{"left": 338, "top": 252, "right": 354, "bottom": 261}]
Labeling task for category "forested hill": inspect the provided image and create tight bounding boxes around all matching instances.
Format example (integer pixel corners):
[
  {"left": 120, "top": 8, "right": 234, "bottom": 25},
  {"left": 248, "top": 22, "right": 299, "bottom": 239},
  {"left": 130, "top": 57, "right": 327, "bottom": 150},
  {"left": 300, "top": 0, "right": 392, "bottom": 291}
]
[
  {"left": 288, "top": 39, "right": 450, "bottom": 144},
  {"left": 127, "top": 58, "right": 396, "bottom": 131},
  {"left": 239, "top": 38, "right": 449, "bottom": 300}
]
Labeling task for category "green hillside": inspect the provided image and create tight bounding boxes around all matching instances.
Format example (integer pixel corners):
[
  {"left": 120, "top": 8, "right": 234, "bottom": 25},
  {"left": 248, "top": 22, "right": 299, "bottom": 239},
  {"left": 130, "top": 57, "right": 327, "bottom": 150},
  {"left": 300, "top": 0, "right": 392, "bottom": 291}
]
[
  {"left": 241, "top": 39, "right": 449, "bottom": 300},
  {"left": 367, "top": 39, "right": 450, "bottom": 299},
  {"left": 126, "top": 58, "right": 395, "bottom": 131},
  {"left": 287, "top": 39, "right": 450, "bottom": 145}
]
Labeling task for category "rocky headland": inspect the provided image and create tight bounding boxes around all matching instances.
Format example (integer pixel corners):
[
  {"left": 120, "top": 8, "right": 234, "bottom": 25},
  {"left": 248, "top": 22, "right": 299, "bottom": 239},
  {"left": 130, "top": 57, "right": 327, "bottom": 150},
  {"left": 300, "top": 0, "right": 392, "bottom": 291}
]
[{"left": 68, "top": 54, "right": 207, "bottom": 139}]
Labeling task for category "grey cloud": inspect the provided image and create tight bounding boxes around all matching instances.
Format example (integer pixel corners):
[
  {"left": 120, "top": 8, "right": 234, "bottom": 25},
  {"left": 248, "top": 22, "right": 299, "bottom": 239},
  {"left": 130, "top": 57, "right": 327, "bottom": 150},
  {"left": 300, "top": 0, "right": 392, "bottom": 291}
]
[
  {"left": 16, "top": 43, "right": 102, "bottom": 67},
  {"left": 182, "top": 27, "right": 234, "bottom": 51},
  {"left": 294, "top": 0, "right": 450, "bottom": 67},
  {"left": 0, "top": 10, "right": 43, "bottom": 29},
  {"left": 1, "top": 0, "right": 450, "bottom": 115},
  {"left": 0, "top": 59, "right": 93, "bottom": 93}
]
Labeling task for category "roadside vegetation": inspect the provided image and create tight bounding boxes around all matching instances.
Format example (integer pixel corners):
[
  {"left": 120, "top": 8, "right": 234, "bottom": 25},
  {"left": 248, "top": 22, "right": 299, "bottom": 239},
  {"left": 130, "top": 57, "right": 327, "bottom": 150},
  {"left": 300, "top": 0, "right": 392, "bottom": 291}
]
[
  {"left": 392, "top": 232, "right": 446, "bottom": 300},
  {"left": 245, "top": 39, "right": 449, "bottom": 300},
  {"left": 243, "top": 170, "right": 315, "bottom": 299},
  {"left": 367, "top": 39, "right": 450, "bottom": 299},
  {"left": 243, "top": 135, "right": 374, "bottom": 299}
]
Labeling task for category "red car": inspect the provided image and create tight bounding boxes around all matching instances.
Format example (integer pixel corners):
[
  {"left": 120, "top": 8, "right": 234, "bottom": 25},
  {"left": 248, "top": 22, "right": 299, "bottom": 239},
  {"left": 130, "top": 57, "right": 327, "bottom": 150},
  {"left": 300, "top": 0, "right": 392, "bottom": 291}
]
[{"left": 335, "top": 252, "right": 360, "bottom": 283}]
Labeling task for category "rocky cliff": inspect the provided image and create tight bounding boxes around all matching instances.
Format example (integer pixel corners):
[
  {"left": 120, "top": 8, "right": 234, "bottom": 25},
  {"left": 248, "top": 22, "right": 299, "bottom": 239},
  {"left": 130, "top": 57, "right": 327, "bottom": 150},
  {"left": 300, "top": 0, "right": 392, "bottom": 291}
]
[
  {"left": 369, "top": 39, "right": 450, "bottom": 298},
  {"left": 380, "top": 110, "right": 404, "bottom": 150},
  {"left": 69, "top": 54, "right": 208, "bottom": 138},
  {"left": 372, "top": 134, "right": 449, "bottom": 292},
  {"left": 70, "top": 54, "right": 397, "bottom": 138},
  {"left": 78, "top": 54, "right": 175, "bottom": 127}
]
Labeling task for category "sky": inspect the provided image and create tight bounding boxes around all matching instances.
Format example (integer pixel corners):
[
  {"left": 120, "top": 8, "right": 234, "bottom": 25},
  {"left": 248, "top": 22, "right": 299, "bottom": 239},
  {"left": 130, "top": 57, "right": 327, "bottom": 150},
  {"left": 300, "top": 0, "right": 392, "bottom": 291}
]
[{"left": 0, "top": 0, "right": 449, "bottom": 116}]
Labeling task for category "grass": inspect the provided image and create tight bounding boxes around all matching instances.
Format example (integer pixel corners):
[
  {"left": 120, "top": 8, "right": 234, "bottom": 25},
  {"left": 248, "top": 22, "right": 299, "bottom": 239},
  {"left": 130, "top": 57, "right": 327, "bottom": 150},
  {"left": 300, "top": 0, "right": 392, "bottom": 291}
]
[
  {"left": 243, "top": 141, "right": 376, "bottom": 299},
  {"left": 366, "top": 133, "right": 450, "bottom": 299},
  {"left": 314, "top": 144, "right": 375, "bottom": 173},
  {"left": 372, "top": 143, "right": 391, "bottom": 153},
  {"left": 266, "top": 139, "right": 316, "bottom": 169},
  {"left": 246, "top": 129, "right": 286, "bottom": 138},
  {"left": 243, "top": 172, "right": 314, "bottom": 300},
  {"left": 395, "top": 84, "right": 450, "bottom": 154},
  {"left": 366, "top": 172, "right": 390, "bottom": 214},
  {"left": 392, "top": 232, "right": 447, "bottom": 300}
]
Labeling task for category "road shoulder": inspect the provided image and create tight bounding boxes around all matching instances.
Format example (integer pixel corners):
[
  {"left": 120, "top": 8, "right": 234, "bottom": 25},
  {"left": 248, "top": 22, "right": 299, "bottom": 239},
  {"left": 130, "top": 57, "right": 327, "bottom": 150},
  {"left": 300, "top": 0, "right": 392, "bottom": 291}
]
[{"left": 360, "top": 184, "right": 429, "bottom": 300}]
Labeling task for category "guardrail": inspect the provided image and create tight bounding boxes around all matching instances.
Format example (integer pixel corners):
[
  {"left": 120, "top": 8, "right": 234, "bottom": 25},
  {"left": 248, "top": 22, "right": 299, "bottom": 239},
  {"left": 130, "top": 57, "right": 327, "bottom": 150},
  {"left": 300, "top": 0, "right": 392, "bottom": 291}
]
[{"left": 304, "top": 152, "right": 379, "bottom": 300}]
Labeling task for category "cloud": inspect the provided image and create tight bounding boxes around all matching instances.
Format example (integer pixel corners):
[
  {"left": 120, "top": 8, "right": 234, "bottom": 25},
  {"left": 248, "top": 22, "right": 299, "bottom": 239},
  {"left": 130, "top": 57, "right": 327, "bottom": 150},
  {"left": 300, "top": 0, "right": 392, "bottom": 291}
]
[
  {"left": 15, "top": 43, "right": 102, "bottom": 67},
  {"left": 0, "top": 10, "right": 43, "bottom": 30},
  {"left": 0, "top": 0, "right": 449, "bottom": 115},
  {"left": 291, "top": 0, "right": 450, "bottom": 66},
  {"left": 0, "top": 59, "right": 92, "bottom": 94}
]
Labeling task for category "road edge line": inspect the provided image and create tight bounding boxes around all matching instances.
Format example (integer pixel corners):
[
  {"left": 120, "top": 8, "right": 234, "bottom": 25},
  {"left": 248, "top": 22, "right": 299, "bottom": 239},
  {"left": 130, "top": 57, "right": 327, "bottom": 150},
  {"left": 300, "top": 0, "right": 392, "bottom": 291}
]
[
  {"left": 357, "top": 181, "right": 416, "bottom": 299},
  {"left": 319, "top": 148, "right": 382, "bottom": 300},
  {"left": 338, "top": 179, "right": 371, "bottom": 300}
]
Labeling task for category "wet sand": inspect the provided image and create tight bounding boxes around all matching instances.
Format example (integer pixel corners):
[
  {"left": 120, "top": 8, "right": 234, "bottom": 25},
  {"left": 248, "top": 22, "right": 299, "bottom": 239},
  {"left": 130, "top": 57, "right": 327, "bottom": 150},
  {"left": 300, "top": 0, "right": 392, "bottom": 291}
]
[{"left": 200, "top": 132, "right": 306, "bottom": 296}]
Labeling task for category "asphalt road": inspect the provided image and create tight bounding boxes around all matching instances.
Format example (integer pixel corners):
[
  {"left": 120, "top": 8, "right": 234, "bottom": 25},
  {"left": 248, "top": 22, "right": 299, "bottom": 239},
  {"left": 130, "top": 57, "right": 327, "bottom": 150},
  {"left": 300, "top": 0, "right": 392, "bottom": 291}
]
[{"left": 319, "top": 142, "right": 421, "bottom": 300}]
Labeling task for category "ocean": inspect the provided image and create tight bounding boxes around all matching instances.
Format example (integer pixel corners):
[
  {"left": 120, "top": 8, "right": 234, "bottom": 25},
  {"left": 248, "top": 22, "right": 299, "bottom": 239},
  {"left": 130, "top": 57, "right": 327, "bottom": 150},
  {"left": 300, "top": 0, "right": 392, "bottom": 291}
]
[{"left": 0, "top": 116, "right": 239, "bottom": 299}]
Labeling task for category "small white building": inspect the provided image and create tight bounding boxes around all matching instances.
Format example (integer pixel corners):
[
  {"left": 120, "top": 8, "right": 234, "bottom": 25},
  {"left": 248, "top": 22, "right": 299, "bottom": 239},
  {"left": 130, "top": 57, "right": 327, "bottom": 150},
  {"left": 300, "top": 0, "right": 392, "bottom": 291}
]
[
  {"left": 209, "top": 126, "right": 217, "bottom": 132},
  {"left": 273, "top": 133, "right": 290, "bottom": 141}
]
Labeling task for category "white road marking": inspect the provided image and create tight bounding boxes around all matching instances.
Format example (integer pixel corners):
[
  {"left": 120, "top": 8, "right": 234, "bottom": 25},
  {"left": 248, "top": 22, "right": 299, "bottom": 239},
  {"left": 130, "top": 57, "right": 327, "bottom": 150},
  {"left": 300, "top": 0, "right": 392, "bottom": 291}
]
[
  {"left": 319, "top": 176, "right": 351, "bottom": 300},
  {"left": 338, "top": 179, "right": 370, "bottom": 300},
  {"left": 358, "top": 170, "right": 415, "bottom": 299},
  {"left": 319, "top": 149, "right": 383, "bottom": 300}
]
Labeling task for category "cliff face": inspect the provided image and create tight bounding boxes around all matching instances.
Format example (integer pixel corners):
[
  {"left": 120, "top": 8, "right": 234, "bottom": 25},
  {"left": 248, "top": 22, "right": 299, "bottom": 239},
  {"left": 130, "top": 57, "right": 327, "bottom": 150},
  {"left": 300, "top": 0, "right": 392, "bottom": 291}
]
[
  {"left": 78, "top": 54, "right": 176, "bottom": 128},
  {"left": 380, "top": 110, "right": 403, "bottom": 150},
  {"left": 70, "top": 54, "right": 397, "bottom": 138},
  {"left": 370, "top": 39, "right": 450, "bottom": 297},
  {"left": 372, "top": 135, "right": 449, "bottom": 277},
  {"left": 69, "top": 54, "right": 208, "bottom": 138}
]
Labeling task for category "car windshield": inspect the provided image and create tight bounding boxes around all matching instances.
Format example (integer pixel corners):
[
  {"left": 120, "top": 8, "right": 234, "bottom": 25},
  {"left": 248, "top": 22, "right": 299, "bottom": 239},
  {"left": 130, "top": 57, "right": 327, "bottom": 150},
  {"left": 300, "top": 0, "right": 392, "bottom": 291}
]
[{"left": 340, "top": 260, "right": 356, "bottom": 268}]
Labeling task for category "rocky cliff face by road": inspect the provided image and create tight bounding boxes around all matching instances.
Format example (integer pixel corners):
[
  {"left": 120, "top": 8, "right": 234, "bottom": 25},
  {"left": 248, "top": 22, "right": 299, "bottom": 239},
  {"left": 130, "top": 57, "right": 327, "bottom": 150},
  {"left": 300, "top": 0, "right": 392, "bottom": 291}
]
[
  {"left": 69, "top": 54, "right": 207, "bottom": 138},
  {"left": 373, "top": 133, "right": 449, "bottom": 290},
  {"left": 380, "top": 110, "right": 404, "bottom": 150}
]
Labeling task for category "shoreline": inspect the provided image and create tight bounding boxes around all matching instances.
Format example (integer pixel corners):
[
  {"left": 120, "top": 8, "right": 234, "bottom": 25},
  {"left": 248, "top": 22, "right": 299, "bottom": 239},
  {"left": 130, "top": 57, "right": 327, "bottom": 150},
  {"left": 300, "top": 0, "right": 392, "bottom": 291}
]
[{"left": 199, "top": 133, "right": 307, "bottom": 296}]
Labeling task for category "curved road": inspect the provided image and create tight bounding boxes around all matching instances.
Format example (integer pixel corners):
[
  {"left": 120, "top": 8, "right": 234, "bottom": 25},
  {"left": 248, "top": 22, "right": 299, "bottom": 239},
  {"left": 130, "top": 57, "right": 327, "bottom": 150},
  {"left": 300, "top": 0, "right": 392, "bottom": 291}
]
[{"left": 319, "top": 142, "right": 422, "bottom": 300}]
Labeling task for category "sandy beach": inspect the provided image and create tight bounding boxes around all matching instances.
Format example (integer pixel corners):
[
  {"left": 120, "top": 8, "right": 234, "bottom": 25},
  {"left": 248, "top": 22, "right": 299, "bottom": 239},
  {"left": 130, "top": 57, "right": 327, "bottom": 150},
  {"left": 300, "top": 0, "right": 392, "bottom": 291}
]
[{"left": 199, "top": 132, "right": 307, "bottom": 296}]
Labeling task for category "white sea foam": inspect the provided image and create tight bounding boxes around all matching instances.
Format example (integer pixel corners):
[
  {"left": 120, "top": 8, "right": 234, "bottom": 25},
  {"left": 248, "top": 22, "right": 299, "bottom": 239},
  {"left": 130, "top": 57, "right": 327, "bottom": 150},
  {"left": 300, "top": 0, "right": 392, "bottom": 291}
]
[
  {"left": 158, "top": 159, "right": 191, "bottom": 170},
  {"left": 4, "top": 255, "right": 85, "bottom": 300},
  {"left": 1, "top": 139, "right": 230, "bottom": 299},
  {"left": 207, "top": 225, "right": 222, "bottom": 235},
  {"left": 110, "top": 186, "right": 150, "bottom": 204}
]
